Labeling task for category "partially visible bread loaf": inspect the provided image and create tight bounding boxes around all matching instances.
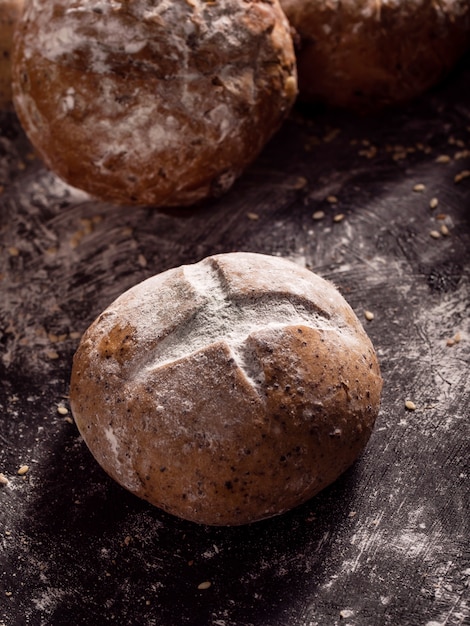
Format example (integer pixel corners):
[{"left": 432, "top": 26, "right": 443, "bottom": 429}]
[
  {"left": 70, "top": 252, "right": 383, "bottom": 525},
  {"left": 0, "top": 0, "right": 23, "bottom": 110},
  {"left": 280, "top": 0, "right": 470, "bottom": 112},
  {"left": 12, "top": 0, "right": 297, "bottom": 206}
]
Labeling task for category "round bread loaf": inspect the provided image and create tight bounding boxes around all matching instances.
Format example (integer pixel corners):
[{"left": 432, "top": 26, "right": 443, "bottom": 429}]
[
  {"left": 12, "top": 0, "right": 297, "bottom": 206},
  {"left": 0, "top": 0, "right": 23, "bottom": 110},
  {"left": 70, "top": 252, "right": 383, "bottom": 525},
  {"left": 280, "top": 0, "right": 470, "bottom": 112}
]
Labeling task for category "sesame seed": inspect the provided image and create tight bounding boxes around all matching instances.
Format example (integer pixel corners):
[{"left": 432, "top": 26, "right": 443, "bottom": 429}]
[
  {"left": 364, "top": 310, "right": 375, "bottom": 321},
  {"left": 435, "top": 155, "right": 451, "bottom": 164},
  {"left": 454, "top": 170, "right": 470, "bottom": 183},
  {"left": 57, "top": 406, "right": 69, "bottom": 416},
  {"left": 405, "top": 400, "right": 416, "bottom": 411},
  {"left": 333, "top": 213, "right": 345, "bottom": 223},
  {"left": 246, "top": 212, "right": 259, "bottom": 221},
  {"left": 429, "top": 230, "right": 441, "bottom": 239},
  {"left": 290, "top": 176, "right": 308, "bottom": 190},
  {"left": 312, "top": 210, "right": 325, "bottom": 220},
  {"left": 17, "top": 465, "right": 29, "bottom": 476},
  {"left": 326, "top": 195, "right": 338, "bottom": 204},
  {"left": 429, "top": 198, "right": 439, "bottom": 209},
  {"left": 440, "top": 224, "right": 450, "bottom": 236},
  {"left": 45, "top": 350, "right": 60, "bottom": 360},
  {"left": 454, "top": 150, "right": 470, "bottom": 160},
  {"left": 452, "top": 138, "right": 465, "bottom": 148},
  {"left": 0, "top": 473, "right": 9, "bottom": 486},
  {"left": 197, "top": 581, "right": 212, "bottom": 590},
  {"left": 413, "top": 183, "right": 425, "bottom": 192},
  {"left": 323, "top": 128, "right": 340, "bottom": 143}
]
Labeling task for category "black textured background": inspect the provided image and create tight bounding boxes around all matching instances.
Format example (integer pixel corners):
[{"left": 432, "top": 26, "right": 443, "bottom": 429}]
[{"left": 0, "top": 54, "right": 469, "bottom": 626}]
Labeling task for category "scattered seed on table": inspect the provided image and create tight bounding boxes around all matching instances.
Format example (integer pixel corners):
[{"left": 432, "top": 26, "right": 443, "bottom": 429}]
[
  {"left": 312, "top": 210, "right": 325, "bottom": 220},
  {"left": 435, "top": 155, "right": 451, "bottom": 163},
  {"left": 0, "top": 473, "right": 9, "bottom": 486},
  {"left": 57, "top": 406, "right": 69, "bottom": 416},
  {"left": 413, "top": 183, "right": 426, "bottom": 192},
  {"left": 333, "top": 213, "right": 345, "bottom": 223},
  {"left": 405, "top": 400, "right": 416, "bottom": 411},
  {"left": 198, "top": 581, "right": 212, "bottom": 590},
  {"left": 449, "top": 137, "right": 465, "bottom": 148},
  {"left": 326, "top": 195, "right": 338, "bottom": 204},
  {"left": 364, "top": 310, "right": 375, "bottom": 321},
  {"left": 440, "top": 224, "right": 450, "bottom": 236},
  {"left": 290, "top": 176, "right": 308, "bottom": 190},
  {"left": 17, "top": 465, "right": 29, "bottom": 476},
  {"left": 246, "top": 212, "right": 259, "bottom": 221},
  {"left": 454, "top": 170, "right": 470, "bottom": 183},
  {"left": 429, "top": 230, "right": 441, "bottom": 239},
  {"left": 429, "top": 198, "right": 439, "bottom": 209}
]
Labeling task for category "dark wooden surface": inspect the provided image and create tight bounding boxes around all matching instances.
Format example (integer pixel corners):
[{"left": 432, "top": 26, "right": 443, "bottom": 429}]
[{"left": 0, "top": 54, "right": 469, "bottom": 626}]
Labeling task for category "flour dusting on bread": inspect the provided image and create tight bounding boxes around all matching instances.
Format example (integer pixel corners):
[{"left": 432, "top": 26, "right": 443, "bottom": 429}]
[{"left": 70, "top": 253, "right": 383, "bottom": 525}]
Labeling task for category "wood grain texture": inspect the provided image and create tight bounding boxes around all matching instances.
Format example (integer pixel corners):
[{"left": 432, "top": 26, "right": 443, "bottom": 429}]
[{"left": 0, "top": 54, "right": 469, "bottom": 626}]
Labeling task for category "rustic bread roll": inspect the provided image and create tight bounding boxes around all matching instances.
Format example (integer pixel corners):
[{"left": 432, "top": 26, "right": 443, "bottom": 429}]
[
  {"left": 0, "top": 0, "right": 23, "bottom": 110},
  {"left": 11, "top": 0, "right": 297, "bottom": 207},
  {"left": 280, "top": 0, "right": 470, "bottom": 112},
  {"left": 70, "top": 252, "right": 383, "bottom": 526}
]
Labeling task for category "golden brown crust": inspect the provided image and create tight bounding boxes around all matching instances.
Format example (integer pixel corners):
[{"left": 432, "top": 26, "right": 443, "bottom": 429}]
[
  {"left": 70, "top": 252, "right": 382, "bottom": 525},
  {"left": 280, "top": 0, "right": 470, "bottom": 112},
  {"left": 12, "top": 0, "right": 297, "bottom": 206}
]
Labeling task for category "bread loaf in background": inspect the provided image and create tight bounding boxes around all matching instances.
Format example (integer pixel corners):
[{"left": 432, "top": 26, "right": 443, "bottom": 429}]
[
  {"left": 0, "top": 0, "right": 23, "bottom": 110},
  {"left": 70, "top": 252, "right": 383, "bottom": 526},
  {"left": 12, "top": 0, "right": 297, "bottom": 207},
  {"left": 280, "top": 0, "right": 470, "bottom": 112}
]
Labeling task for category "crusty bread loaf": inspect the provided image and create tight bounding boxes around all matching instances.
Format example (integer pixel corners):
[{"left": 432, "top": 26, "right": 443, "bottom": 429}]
[
  {"left": 280, "top": 0, "right": 470, "bottom": 112},
  {"left": 12, "top": 0, "right": 297, "bottom": 206},
  {"left": 0, "top": 0, "right": 23, "bottom": 110},
  {"left": 70, "top": 252, "right": 383, "bottom": 525}
]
